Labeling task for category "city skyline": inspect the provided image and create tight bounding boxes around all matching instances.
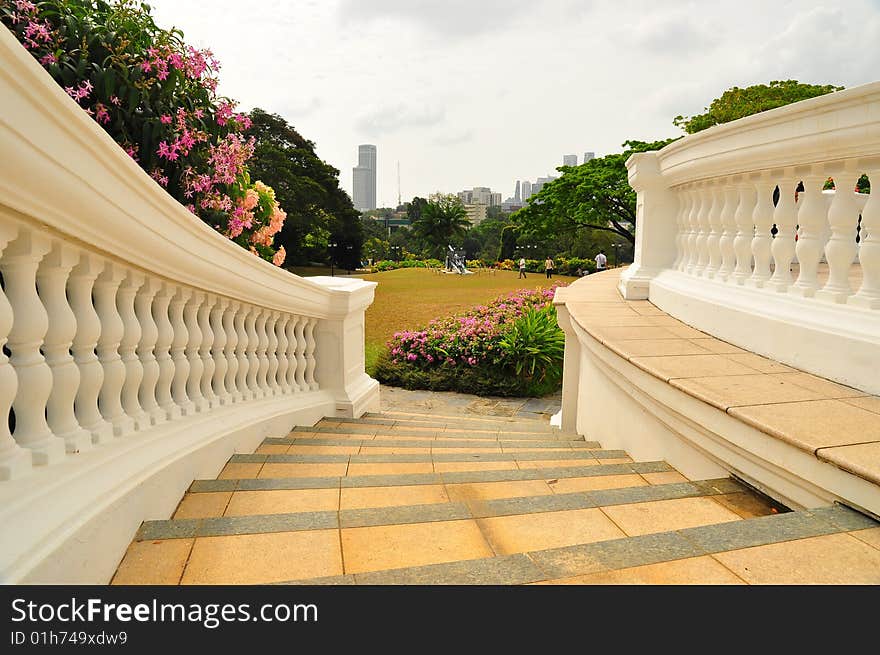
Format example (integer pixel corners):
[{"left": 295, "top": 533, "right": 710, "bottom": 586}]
[
  {"left": 352, "top": 144, "right": 377, "bottom": 211},
  {"left": 145, "top": 1, "right": 880, "bottom": 207}
]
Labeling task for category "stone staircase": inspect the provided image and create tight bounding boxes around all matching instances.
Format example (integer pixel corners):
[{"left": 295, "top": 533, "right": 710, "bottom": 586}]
[{"left": 112, "top": 407, "right": 880, "bottom": 584}]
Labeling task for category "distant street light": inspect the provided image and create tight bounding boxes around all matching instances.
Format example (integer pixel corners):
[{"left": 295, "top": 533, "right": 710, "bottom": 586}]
[
  {"left": 329, "top": 241, "right": 338, "bottom": 277},
  {"left": 612, "top": 243, "right": 621, "bottom": 267}
]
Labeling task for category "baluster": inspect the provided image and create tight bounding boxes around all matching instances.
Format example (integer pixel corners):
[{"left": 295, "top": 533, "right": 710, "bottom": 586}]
[
  {"left": 684, "top": 183, "right": 702, "bottom": 274},
  {"left": 705, "top": 180, "right": 724, "bottom": 278},
  {"left": 792, "top": 167, "right": 828, "bottom": 297},
  {"left": 817, "top": 166, "right": 860, "bottom": 303},
  {"left": 293, "top": 316, "right": 307, "bottom": 391},
  {"left": 748, "top": 172, "right": 776, "bottom": 288},
  {"left": 673, "top": 186, "right": 692, "bottom": 270},
  {"left": 224, "top": 301, "right": 241, "bottom": 402},
  {"left": 718, "top": 182, "right": 739, "bottom": 281},
  {"left": 95, "top": 263, "right": 132, "bottom": 437},
  {"left": 276, "top": 313, "right": 291, "bottom": 394},
  {"left": 286, "top": 315, "right": 301, "bottom": 392},
  {"left": 1, "top": 230, "right": 65, "bottom": 464},
  {"left": 37, "top": 242, "right": 91, "bottom": 453},
  {"left": 69, "top": 254, "right": 113, "bottom": 443},
  {"left": 253, "top": 308, "right": 270, "bottom": 398},
  {"left": 304, "top": 318, "right": 319, "bottom": 391},
  {"left": 183, "top": 291, "right": 206, "bottom": 411},
  {"left": 851, "top": 167, "right": 880, "bottom": 308},
  {"left": 732, "top": 178, "right": 756, "bottom": 284},
  {"left": 153, "top": 283, "right": 181, "bottom": 420},
  {"left": 266, "top": 310, "right": 280, "bottom": 396},
  {"left": 118, "top": 270, "right": 147, "bottom": 430},
  {"left": 244, "top": 305, "right": 260, "bottom": 400},
  {"left": 693, "top": 182, "right": 714, "bottom": 276},
  {"left": 770, "top": 170, "right": 798, "bottom": 292},
  {"left": 210, "top": 296, "right": 228, "bottom": 404},
  {"left": 169, "top": 286, "right": 195, "bottom": 415},
  {"left": 135, "top": 278, "right": 164, "bottom": 426},
  {"left": 198, "top": 293, "right": 217, "bottom": 408},
  {"left": 234, "top": 304, "right": 250, "bottom": 401},
  {"left": 0, "top": 221, "right": 32, "bottom": 479}
]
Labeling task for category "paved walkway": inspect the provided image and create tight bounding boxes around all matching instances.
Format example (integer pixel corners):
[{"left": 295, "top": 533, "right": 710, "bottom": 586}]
[{"left": 111, "top": 386, "right": 880, "bottom": 584}]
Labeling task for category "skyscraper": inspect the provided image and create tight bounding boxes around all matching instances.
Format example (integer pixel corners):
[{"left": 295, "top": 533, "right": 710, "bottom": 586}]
[
  {"left": 563, "top": 154, "right": 578, "bottom": 167},
  {"left": 521, "top": 180, "right": 532, "bottom": 201},
  {"left": 514, "top": 181, "right": 521, "bottom": 203},
  {"left": 583, "top": 151, "right": 595, "bottom": 163},
  {"left": 352, "top": 144, "right": 377, "bottom": 211}
]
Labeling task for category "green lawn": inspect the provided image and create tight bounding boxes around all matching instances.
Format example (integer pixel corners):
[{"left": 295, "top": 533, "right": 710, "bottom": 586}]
[{"left": 351, "top": 268, "right": 577, "bottom": 373}]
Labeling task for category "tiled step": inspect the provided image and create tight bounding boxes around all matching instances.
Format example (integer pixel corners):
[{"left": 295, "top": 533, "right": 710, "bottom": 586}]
[
  {"left": 228, "top": 451, "right": 628, "bottom": 465},
  {"left": 137, "top": 478, "right": 748, "bottom": 541},
  {"left": 334, "top": 416, "right": 559, "bottom": 433},
  {"left": 294, "top": 425, "right": 584, "bottom": 441},
  {"left": 191, "top": 461, "right": 677, "bottom": 492},
  {"left": 265, "top": 437, "right": 601, "bottom": 449},
  {"left": 279, "top": 505, "right": 879, "bottom": 585}
]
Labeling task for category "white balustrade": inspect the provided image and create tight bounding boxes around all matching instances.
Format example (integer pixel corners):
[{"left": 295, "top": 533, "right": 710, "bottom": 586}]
[
  {"left": 266, "top": 310, "right": 280, "bottom": 397},
  {"left": 287, "top": 315, "right": 302, "bottom": 392},
  {"left": 305, "top": 318, "right": 319, "bottom": 391},
  {"left": 275, "top": 313, "right": 290, "bottom": 393},
  {"left": 705, "top": 180, "right": 724, "bottom": 278},
  {"left": 791, "top": 167, "right": 827, "bottom": 297},
  {"left": 224, "top": 301, "right": 241, "bottom": 403},
  {"left": 210, "top": 296, "right": 228, "bottom": 405},
  {"left": 747, "top": 173, "right": 776, "bottom": 288},
  {"left": 693, "top": 183, "right": 713, "bottom": 276},
  {"left": 169, "top": 286, "right": 195, "bottom": 415},
  {"left": 233, "top": 303, "right": 249, "bottom": 402},
  {"left": 294, "top": 316, "right": 308, "bottom": 391},
  {"left": 135, "top": 278, "right": 164, "bottom": 426},
  {"left": 183, "top": 291, "right": 206, "bottom": 411},
  {"left": 817, "top": 166, "right": 860, "bottom": 303},
  {"left": 243, "top": 306, "right": 259, "bottom": 400},
  {"left": 153, "top": 283, "right": 181, "bottom": 421},
  {"left": 732, "top": 177, "right": 756, "bottom": 284},
  {"left": 684, "top": 183, "right": 702, "bottom": 274},
  {"left": 673, "top": 186, "right": 692, "bottom": 270},
  {"left": 851, "top": 165, "right": 880, "bottom": 308},
  {"left": 118, "top": 270, "right": 148, "bottom": 430},
  {"left": 717, "top": 183, "right": 739, "bottom": 281},
  {"left": 769, "top": 171, "right": 799, "bottom": 292},
  {"left": 255, "top": 308, "right": 270, "bottom": 398},
  {"left": 198, "top": 294, "right": 217, "bottom": 408}
]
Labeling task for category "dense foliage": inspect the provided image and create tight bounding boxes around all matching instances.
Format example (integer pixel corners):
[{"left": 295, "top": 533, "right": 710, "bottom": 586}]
[
  {"left": 2, "top": 0, "right": 286, "bottom": 264},
  {"left": 410, "top": 193, "right": 471, "bottom": 259},
  {"left": 673, "top": 80, "right": 844, "bottom": 134},
  {"left": 374, "top": 285, "right": 566, "bottom": 397}
]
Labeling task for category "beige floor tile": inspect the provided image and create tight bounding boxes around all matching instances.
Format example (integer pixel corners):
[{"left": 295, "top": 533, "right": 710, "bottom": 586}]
[
  {"left": 218, "top": 463, "right": 262, "bottom": 479},
  {"left": 773, "top": 372, "right": 867, "bottom": 399},
  {"left": 849, "top": 527, "right": 880, "bottom": 550},
  {"left": 842, "top": 396, "right": 880, "bottom": 415},
  {"left": 346, "top": 462, "right": 435, "bottom": 476},
  {"left": 340, "top": 484, "right": 449, "bottom": 510},
  {"left": 434, "top": 461, "right": 518, "bottom": 473},
  {"left": 688, "top": 338, "right": 748, "bottom": 355},
  {"left": 258, "top": 462, "right": 349, "bottom": 478},
  {"left": 255, "top": 444, "right": 291, "bottom": 455},
  {"left": 359, "top": 446, "right": 432, "bottom": 455},
  {"left": 640, "top": 471, "right": 689, "bottom": 485},
  {"left": 725, "top": 353, "right": 796, "bottom": 374},
  {"left": 592, "top": 326, "right": 680, "bottom": 342},
  {"left": 608, "top": 338, "right": 714, "bottom": 358},
  {"left": 539, "top": 556, "right": 746, "bottom": 585},
  {"left": 181, "top": 530, "right": 342, "bottom": 584},
  {"left": 478, "top": 508, "right": 625, "bottom": 555},
  {"left": 664, "top": 325, "right": 708, "bottom": 339},
  {"left": 710, "top": 492, "right": 783, "bottom": 519},
  {"left": 730, "top": 399, "right": 880, "bottom": 451},
  {"left": 601, "top": 497, "right": 741, "bottom": 536},
  {"left": 286, "top": 445, "right": 361, "bottom": 455},
  {"left": 342, "top": 520, "right": 493, "bottom": 574},
  {"left": 547, "top": 474, "right": 647, "bottom": 494},
  {"left": 631, "top": 354, "right": 758, "bottom": 381},
  {"left": 817, "top": 442, "right": 880, "bottom": 484},
  {"left": 517, "top": 459, "right": 600, "bottom": 469},
  {"left": 433, "top": 446, "right": 504, "bottom": 454},
  {"left": 502, "top": 446, "right": 572, "bottom": 454},
  {"left": 671, "top": 373, "right": 825, "bottom": 411},
  {"left": 224, "top": 488, "right": 339, "bottom": 516},
  {"left": 601, "top": 457, "right": 633, "bottom": 464},
  {"left": 445, "top": 480, "right": 554, "bottom": 501},
  {"left": 173, "top": 492, "right": 232, "bottom": 519},
  {"left": 112, "top": 539, "right": 194, "bottom": 585},
  {"left": 713, "top": 533, "right": 880, "bottom": 584}
]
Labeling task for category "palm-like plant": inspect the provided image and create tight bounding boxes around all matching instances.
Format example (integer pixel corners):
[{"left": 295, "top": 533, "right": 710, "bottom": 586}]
[{"left": 411, "top": 193, "right": 471, "bottom": 258}]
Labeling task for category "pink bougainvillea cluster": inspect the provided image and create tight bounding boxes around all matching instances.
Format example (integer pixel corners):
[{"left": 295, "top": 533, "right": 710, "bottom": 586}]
[{"left": 1, "top": 0, "right": 286, "bottom": 266}]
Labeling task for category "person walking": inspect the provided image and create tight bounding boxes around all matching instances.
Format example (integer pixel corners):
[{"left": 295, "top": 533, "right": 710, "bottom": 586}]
[
  {"left": 544, "top": 256, "right": 554, "bottom": 279},
  {"left": 518, "top": 257, "right": 527, "bottom": 279},
  {"left": 595, "top": 250, "right": 607, "bottom": 272}
]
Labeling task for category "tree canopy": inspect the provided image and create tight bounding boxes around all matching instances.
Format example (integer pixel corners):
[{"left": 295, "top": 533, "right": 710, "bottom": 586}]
[
  {"left": 673, "top": 80, "right": 844, "bottom": 134},
  {"left": 512, "top": 139, "right": 676, "bottom": 245},
  {"left": 245, "top": 108, "right": 363, "bottom": 269},
  {"left": 410, "top": 193, "right": 471, "bottom": 258}
]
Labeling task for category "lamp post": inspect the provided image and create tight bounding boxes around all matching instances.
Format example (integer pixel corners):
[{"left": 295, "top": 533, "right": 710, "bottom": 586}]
[
  {"left": 390, "top": 245, "right": 401, "bottom": 264},
  {"left": 329, "top": 241, "right": 337, "bottom": 277},
  {"left": 611, "top": 243, "right": 621, "bottom": 267}
]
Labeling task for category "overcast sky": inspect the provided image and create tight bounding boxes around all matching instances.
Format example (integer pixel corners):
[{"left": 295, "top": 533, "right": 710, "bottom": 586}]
[{"left": 148, "top": 0, "right": 880, "bottom": 207}]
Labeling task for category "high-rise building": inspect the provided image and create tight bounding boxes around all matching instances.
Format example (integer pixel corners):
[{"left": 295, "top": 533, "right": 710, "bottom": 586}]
[
  {"left": 583, "top": 151, "right": 595, "bottom": 163},
  {"left": 521, "top": 180, "right": 532, "bottom": 201},
  {"left": 532, "top": 175, "right": 557, "bottom": 196},
  {"left": 352, "top": 144, "right": 377, "bottom": 211},
  {"left": 514, "top": 181, "right": 521, "bottom": 203},
  {"left": 457, "top": 187, "right": 501, "bottom": 207},
  {"left": 563, "top": 154, "right": 578, "bottom": 167}
]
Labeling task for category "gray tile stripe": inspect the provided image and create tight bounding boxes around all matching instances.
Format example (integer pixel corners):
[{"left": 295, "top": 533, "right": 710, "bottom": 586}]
[
  {"left": 230, "top": 451, "right": 620, "bottom": 465},
  {"left": 265, "top": 437, "right": 599, "bottom": 448},
  {"left": 188, "top": 461, "right": 674, "bottom": 493},
  {"left": 148, "top": 478, "right": 742, "bottom": 540},
  {"left": 281, "top": 505, "right": 876, "bottom": 585}
]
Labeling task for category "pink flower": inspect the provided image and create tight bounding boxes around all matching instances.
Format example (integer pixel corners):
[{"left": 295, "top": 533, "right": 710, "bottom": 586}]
[
  {"left": 160, "top": 114, "right": 172, "bottom": 124},
  {"left": 272, "top": 246, "right": 286, "bottom": 267},
  {"left": 110, "top": 95, "right": 121, "bottom": 106}
]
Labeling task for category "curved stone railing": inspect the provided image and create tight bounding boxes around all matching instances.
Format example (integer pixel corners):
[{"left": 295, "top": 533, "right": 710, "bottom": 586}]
[
  {"left": 619, "top": 82, "right": 880, "bottom": 395},
  {"left": 0, "top": 26, "right": 378, "bottom": 582}
]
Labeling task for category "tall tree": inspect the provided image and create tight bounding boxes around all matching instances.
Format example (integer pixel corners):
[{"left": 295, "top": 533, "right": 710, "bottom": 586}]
[
  {"left": 411, "top": 193, "right": 471, "bottom": 258},
  {"left": 673, "top": 80, "right": 843, "bottom": 134},
  {"left": 513, "top": 139, "right": 675, "bottom": 245},
  {"left": 245, "top": 108, "right": 363, "bottom": 269}
]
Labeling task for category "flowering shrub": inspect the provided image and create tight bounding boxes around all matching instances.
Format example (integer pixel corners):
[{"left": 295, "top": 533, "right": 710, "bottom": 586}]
[
  {"left": 370, "top": 258, "right": 443, "bottom": 272},
  {"left": 375, "top": 284, "right": 566, "bottom": 396},
  {"left": 1, "top": 0, "right": 286, "bottom": 265}
]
